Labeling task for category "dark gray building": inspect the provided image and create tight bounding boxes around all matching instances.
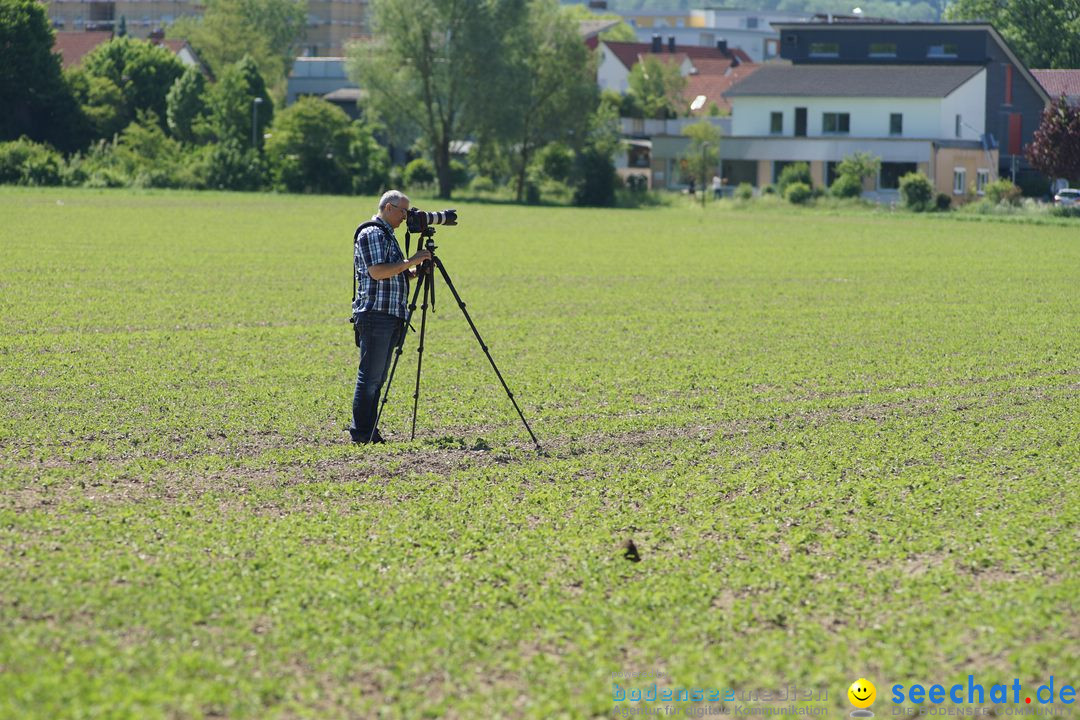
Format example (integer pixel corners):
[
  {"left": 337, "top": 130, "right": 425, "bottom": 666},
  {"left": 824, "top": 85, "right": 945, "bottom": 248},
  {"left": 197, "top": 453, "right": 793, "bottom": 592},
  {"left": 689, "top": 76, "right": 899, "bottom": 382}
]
[{"left": 772, "top": 22, "right": 1051, "bottom": 183}]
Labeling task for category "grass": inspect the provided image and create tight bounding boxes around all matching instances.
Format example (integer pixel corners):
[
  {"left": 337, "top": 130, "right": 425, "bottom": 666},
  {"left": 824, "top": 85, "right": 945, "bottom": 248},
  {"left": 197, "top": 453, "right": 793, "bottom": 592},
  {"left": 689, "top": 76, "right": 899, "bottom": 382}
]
[{"left": 1, "top": 187, "right": 1077, "bottom": 719}]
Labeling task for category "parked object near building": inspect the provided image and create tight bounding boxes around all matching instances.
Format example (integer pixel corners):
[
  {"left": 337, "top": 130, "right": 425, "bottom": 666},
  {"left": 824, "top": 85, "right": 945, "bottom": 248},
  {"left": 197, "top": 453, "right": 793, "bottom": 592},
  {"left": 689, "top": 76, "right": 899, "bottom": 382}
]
[{"left": 1054, "top": 188, "right": 1079, "bottom": 206}]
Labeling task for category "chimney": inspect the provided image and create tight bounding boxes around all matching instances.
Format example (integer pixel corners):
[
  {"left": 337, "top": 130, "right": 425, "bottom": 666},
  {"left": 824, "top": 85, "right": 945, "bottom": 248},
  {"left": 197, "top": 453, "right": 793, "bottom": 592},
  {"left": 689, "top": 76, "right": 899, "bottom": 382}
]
[
  {"left": 668, "top": 35, "right": 676, "bottom": 53},
  {"left": 651, "top": 34, "right": 662, "bottom": 53},
  {"left": 716, "top": 39, "right": 728, "bottom": 54}
]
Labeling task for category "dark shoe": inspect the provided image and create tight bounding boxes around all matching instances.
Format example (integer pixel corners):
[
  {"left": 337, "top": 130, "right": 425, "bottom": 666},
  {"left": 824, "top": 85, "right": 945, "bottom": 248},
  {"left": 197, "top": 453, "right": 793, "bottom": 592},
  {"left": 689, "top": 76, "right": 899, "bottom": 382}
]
[{"left": 350, "top": 428, "right": 386, "bottom": 445}]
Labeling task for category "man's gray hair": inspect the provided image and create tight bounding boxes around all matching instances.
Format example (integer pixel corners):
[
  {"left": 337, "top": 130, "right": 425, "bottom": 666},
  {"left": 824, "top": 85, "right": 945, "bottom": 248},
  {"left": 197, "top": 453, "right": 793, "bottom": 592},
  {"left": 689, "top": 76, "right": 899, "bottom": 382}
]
[{"left": 379, "top": 190, "right": 409, "bottom": 211}]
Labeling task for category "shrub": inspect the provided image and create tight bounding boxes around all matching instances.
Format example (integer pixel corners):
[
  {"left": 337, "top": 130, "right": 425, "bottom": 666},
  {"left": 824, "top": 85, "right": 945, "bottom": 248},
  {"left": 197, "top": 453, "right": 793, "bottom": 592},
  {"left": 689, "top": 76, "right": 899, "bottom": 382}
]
[
  {"left": 196, "top": 139, "right": 265, "bottom": 191},
  {"left": 734, "top": 182, "right": 753, "bottom": 200},
  {"left": 935, "top": 193, "right": 952, "bottom": 211},
  {"left": 899, "top": 172, "right": 934, "bottom": 211},
  {"left": 403, "top": 157, "right": 435, "bottom": 188},
  {"left": 535, "top": 142, "right": 574, "bottom": 183},
  {"left": 449, "top": 159, "right": 469, "bottom": 191},
  {"left": 830, "top": 173, "right": 863, "bottom": 199},
  {"left": 624, "top": 174, "right": 648, "bottom": 192},
  {"left": 785, "top": 181, "right": 812, "bottom": 204},
  {"left": 985, "top": 179, "right": 1022, "bottom": 206},
  {"left": 761, "top": 184, "right": 776, "bottom": 195},
  {"left": 468, "top": 176, "right": 496, "bottom": 193},
  {"left": 776, "top": 162, "right": 811, "bottom": 196},
  {"left": 0, "top": 138, "right": 64, "bottom": 186}
]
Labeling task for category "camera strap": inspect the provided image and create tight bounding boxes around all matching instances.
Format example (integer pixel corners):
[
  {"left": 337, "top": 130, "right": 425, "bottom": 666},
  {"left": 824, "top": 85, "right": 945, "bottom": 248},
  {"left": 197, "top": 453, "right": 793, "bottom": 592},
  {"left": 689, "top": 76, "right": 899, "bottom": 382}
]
[{"left": 351, "top": 221, "right": 382, "bottom": 314}]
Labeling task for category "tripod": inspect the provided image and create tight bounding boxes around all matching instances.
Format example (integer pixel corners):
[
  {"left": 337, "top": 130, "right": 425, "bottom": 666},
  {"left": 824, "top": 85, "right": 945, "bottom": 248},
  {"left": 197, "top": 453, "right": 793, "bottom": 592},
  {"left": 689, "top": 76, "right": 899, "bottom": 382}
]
[{"left": 370, "top": 228, "right": 541, "bottom": 450}]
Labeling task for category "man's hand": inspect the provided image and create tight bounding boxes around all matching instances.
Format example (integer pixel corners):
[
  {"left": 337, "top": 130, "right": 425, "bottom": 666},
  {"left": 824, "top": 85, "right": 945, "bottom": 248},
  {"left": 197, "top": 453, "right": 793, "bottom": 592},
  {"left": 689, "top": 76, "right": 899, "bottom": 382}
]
[
  {"left": 408, "top": 250, "right": 432, "bottom": 267},
  {"left": 368, "top": 250, "right": 432, "bottom": 280}
]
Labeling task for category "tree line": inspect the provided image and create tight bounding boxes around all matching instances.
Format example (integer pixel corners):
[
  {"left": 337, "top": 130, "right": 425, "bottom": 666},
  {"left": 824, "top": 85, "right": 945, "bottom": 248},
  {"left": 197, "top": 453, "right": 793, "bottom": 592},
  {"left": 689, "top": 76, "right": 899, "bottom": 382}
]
[{"left": 0, "top": 0, "right": 629, "bottom": 205}]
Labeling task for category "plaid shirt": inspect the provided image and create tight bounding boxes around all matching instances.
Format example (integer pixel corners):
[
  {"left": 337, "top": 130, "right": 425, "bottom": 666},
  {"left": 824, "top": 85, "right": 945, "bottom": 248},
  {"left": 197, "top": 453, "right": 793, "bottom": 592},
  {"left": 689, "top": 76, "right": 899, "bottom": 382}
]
[{"left": 353, "top": 216, "right": 409, "bottom": 319}]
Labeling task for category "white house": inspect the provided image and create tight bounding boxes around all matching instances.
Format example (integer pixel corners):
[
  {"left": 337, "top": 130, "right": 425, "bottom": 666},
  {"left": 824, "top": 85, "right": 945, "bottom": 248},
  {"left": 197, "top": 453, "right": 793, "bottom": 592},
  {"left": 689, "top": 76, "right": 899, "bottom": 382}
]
[
  {"left": 596, "top": 39, "right": 752, "bottom": 96},
  {"left": 723, "top": 64, "right": 999, "bottom": 200}
]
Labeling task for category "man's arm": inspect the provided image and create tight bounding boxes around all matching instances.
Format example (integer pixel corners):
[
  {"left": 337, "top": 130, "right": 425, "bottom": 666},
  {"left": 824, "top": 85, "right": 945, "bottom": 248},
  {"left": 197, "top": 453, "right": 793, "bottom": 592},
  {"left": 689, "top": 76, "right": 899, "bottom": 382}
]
[{"left": 368, "top": 250, "right": 432, "bottom": 280}]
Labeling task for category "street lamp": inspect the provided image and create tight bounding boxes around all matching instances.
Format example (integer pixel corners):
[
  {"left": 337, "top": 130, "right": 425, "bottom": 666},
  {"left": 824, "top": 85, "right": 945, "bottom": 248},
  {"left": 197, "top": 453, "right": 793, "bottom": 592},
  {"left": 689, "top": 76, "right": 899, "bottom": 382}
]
[{"left": 251, "top": 97, "right": 264, "bottom": 149}]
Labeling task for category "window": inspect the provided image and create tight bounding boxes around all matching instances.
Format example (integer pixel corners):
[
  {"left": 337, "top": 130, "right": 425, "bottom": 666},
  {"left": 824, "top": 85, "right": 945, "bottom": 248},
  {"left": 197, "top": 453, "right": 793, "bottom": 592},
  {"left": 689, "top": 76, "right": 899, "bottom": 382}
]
[
  {"left": 953, "top": 168, "right": 967, "bottom": 195},
  {"left": 928, "top": 43, "right": 959, "bottom": 58},
  {"left": 869, "top": 42, "right": 896, "bottom": 57},
  {"left": 976, "top": 169, "right": 990, "bottom": 194},
  {"left": 890, "top": 113, "right": 903, "bottom": 136},
  {"left": 810, "top": 42, "right": 839, "bottom": 57},
  {"left": 822, "top": 112, "right": 850, "bottom": 134},
  {"left": 880, "top": 162, "right": 917, "bottom": 190},
  {"left": 955, "top": 114, "right": 962, "bottom": 138},
  {"left": 770, "top": 112, "right": 783, "bottom": 135}
]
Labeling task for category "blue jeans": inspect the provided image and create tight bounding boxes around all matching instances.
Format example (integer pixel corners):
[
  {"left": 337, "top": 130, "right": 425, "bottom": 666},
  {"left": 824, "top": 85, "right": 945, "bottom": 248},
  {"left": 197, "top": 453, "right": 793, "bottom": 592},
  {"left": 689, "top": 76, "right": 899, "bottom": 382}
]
[{"left": 350, "top": 311, "right": 405, "bottom": 441}]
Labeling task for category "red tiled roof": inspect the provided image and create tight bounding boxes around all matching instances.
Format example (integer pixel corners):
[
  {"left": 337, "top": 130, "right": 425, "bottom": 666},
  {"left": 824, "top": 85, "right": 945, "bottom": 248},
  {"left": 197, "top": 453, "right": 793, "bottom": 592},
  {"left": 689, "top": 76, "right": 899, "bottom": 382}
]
[
  {"left": 53, "top": 31, "right": 113, "bottom": 68},
  {"left": 51, "top": 32, "right": 208, "bottom": 75},
  {"left": 1031, "top": 70, "right": 1080, "bottom": 105},
  {"left": 684, "top": 63, "right": 761, "bottom": 114},
  {"left": 600, "top": 40, "right": 752, "bottom": 71}
]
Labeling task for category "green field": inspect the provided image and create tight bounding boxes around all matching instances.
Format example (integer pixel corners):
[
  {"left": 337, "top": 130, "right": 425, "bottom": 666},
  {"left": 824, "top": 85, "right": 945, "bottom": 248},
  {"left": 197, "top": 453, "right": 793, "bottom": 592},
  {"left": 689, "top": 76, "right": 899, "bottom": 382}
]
[{"left": 1, "top": 188, "right": 1077, "bottom": 719}]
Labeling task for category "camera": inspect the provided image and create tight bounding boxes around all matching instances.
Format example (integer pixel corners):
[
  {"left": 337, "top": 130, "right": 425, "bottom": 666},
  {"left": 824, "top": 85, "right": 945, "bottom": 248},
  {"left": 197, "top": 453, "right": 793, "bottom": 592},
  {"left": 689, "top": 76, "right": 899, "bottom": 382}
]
[{"left": 406, "top": 207, "right": 458, "bottom": 234}]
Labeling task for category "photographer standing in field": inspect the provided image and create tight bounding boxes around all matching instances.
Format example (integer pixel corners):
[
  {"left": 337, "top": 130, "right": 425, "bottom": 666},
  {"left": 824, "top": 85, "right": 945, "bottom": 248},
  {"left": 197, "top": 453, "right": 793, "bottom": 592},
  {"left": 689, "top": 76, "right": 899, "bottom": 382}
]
[{"left": 349, "top": 190, "right": 431, "bottom": 444}]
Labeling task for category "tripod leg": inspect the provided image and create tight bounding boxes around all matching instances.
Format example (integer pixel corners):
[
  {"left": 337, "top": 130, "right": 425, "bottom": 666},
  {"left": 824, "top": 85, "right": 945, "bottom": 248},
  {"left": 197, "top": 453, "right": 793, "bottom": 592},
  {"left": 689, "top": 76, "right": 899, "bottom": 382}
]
[
  {"left": 410, "top": 272, "right": 433, "bottom": 441},
  {"left": 369, "top": 275, "right": 425, "bottom": 442},
  {"left": 432, "top": 257, "right": 542, "bottom": 451}
]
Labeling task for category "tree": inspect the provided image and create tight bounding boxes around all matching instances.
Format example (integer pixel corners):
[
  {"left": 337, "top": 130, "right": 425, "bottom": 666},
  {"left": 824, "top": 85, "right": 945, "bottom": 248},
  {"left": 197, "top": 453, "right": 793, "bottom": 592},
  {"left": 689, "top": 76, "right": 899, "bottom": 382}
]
[
  {"left": 0, "top": 0, "right": 86, "bottom": 151},
  {"left": 349, "top": 0, "right": 524, "bottom": 199},
  {"left": 627, "top": 55, "right": 687, "bottom": 119},
  {"left": 1026, "top": 94, "right": 1080, "bottom": 184},
  {"left": 65, "top": 68, "right": 126, "bottom": 140},
  {"left": 207, "top": 56, "right": 272, "bottom": 150},
  {"left": 480, "top": 0, "right": 596, "bottom": 202},
  {"left": 169, "top": 0, "right": 306, "bottom": 97},
  {"left": 945, "top": 0, "right": 1080, "bottom": 69},
  {"left": 265, "top": 96, "right": 389, "bottom": 194},
  {"left": 836, "top": 151, "right": 881, "bottom": 185},
  {"left": 80, "top": 38, "right": 187, "bottom": 134},
  {"left": 574, "top": 95, "right": 621, "bottom": 207},
  {"left": 166, "top": 66, "right": 210, "bottom": 143},
  {"left": 681, "top": 119, "right": 722, "bottom": 200}
]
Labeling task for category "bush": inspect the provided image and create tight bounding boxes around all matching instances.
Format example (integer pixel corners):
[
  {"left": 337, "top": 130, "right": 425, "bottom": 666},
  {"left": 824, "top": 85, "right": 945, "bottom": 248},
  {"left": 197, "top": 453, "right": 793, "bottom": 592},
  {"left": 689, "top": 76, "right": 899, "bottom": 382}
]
[
  {"left": 935, "top": 193, "right": 952, "bottom": 211},
  {"left": 899, "top": 172, "right": 934, "bottom": 211},
  {"left": 468, "top": 175, "right": 496, "bottom": 193},
  {"left": 0, "top": 138, "right": 64, "bottom": 186},
  {"left": 535, "top": 142, "right": 574, "bottom": 183},
  {"left": 784, "top": 181, "right": 812, "bottom": 204},
  {"left": 403, "top": 157, "right": 435, "bottom": 188},
  {"left": 449, "top": 159, "right": 469, "bottom": 191},
  {"left": 761, "top": 184, "right": 776, "bottom": 196},
  {"left": 985, "top": 179, "right": 1022, "bottom": 206},
  {"left": 776, "top": 162, "right": 811, "bottom": 196},
  {"left": 830, "top": 173, "right": 863, "bottom": 199},
  {"left": 734, "top": 182, "right": 754, "bottom": 200}
]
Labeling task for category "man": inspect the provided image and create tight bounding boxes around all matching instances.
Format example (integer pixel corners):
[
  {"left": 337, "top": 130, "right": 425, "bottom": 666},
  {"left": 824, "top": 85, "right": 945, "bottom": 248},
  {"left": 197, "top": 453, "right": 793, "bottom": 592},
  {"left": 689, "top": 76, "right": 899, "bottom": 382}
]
[{"left": 349, "top": 190, "right": 431, "bottom": 444}]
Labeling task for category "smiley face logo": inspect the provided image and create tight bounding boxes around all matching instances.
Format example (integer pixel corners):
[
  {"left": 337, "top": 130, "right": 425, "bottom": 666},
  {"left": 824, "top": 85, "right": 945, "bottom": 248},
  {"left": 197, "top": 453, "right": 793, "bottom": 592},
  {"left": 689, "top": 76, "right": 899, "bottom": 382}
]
[{"left": 848, "top": 678, "right": 877, "bottom": 709}]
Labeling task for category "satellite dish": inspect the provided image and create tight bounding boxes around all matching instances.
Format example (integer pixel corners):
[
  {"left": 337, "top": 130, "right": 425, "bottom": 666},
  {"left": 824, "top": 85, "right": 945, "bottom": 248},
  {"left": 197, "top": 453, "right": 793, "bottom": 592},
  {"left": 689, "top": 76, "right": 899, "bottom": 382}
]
[
  {"left": 853, "top": 7, "right": 863, "bottom": 13},
  {"left": 690, "top": 95, "right": 707, "bottom": 111}
]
